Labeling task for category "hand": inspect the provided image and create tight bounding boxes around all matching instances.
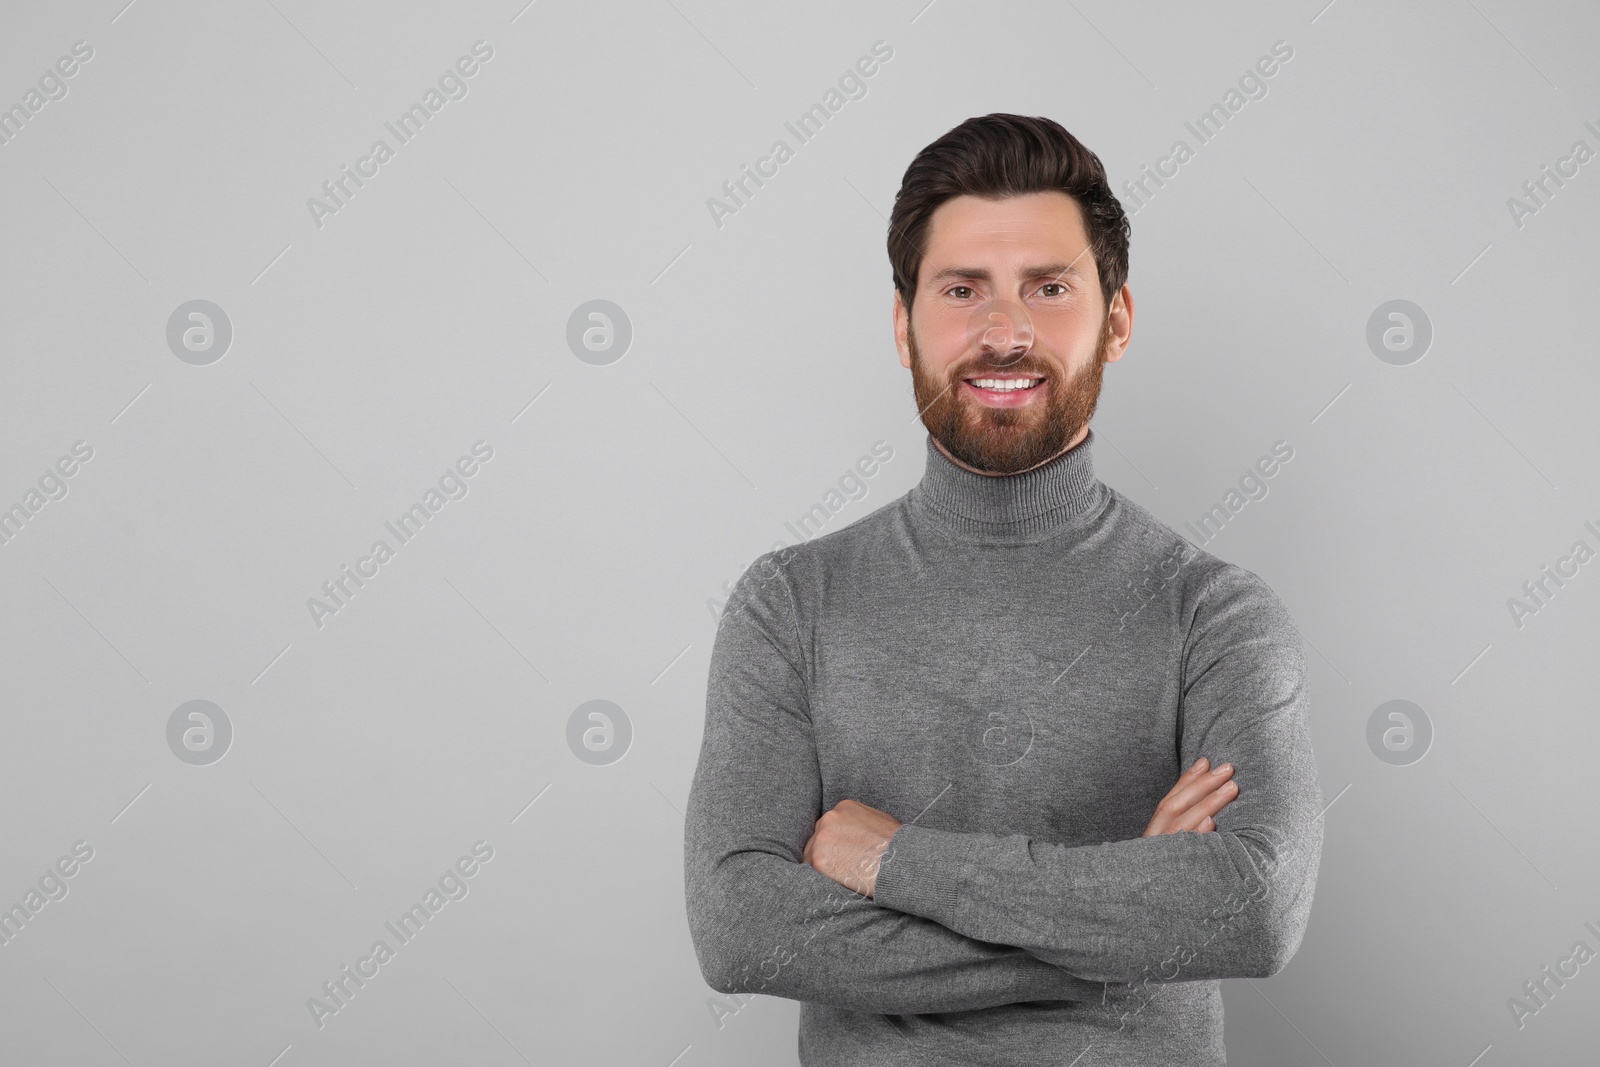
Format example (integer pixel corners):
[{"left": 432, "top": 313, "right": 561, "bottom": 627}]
[
  {"left": 1142, "top": 757, "right": 1238, "bottom": 837},
  {"left": 802, "top": 798, "right": 902, "bottom": 897}
]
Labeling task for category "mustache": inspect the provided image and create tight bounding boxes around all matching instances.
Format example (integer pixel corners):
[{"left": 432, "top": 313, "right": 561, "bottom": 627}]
[{"left": 952, "top": 359, "right": 1055, "bottom": 379}]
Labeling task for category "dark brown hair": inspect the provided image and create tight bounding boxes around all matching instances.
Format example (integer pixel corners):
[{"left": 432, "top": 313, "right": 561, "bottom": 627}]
[{"left": 888, "top": 113, "right": 1130, "bottom": 315}]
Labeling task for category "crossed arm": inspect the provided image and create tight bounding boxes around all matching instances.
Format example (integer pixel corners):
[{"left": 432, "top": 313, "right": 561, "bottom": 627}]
[
  {"left": 804, "top": 756, "right": 1244, "bottom": 899},
  {"left": 683, "top": 557, "right": 1323, "bottom": 1011}
]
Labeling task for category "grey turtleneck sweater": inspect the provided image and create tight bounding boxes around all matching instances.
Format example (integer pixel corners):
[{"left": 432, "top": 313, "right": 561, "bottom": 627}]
[{"left": 683, "top": 429, "right": 1322, "bottom": 1066}]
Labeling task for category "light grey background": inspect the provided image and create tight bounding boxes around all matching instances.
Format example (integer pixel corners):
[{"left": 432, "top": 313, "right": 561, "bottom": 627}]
[{"left": 1, "top": 1, "right": 1596, "bottom": 1064}]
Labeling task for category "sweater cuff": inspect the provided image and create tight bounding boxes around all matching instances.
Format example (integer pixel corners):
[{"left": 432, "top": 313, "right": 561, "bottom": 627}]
[{"left": 872, "top": 823, "right": 968, "bottom": 927}]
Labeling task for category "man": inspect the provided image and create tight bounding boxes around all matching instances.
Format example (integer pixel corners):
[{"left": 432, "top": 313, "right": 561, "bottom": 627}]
[{"left": 684, "top": 113, "right": 1322, "bottom": 1066}]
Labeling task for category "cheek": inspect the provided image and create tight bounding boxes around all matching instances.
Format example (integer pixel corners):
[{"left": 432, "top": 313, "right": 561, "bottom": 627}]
[
  {"left": 1037, "top": 309, "right": 1102, "bottom": 358},
  {"left": 916, "top": 310, "right": 973, "bottom": 361}
]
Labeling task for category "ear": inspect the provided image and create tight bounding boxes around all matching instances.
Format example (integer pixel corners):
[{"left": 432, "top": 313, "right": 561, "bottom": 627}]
[
  {"left": 1103, "top": 284, "right": 1134, "bottom": 364},
  {"left": 893, "top": 291, "right": 911, "bottom": 369}
]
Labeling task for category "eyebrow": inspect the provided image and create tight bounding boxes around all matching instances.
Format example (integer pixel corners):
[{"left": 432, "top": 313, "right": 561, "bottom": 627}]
[{"left": 926, "top": 263, "right": 1087, "bottom": 287}]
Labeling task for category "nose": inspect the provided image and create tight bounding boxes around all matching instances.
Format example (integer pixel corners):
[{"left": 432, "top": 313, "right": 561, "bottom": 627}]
[{"left": 969, "top": 298, "right": 1034, "bottom": 366}]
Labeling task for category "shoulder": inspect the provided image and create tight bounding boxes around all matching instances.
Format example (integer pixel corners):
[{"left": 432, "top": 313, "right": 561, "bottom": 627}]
[
  {"left": 719, "top": 493, "right": 907, "bottom": 640},
  {"left": 733, "top": 493, "right": 909, "bottom": 594},
  {"left": 1100, "top": 485, "right": 1298, "bottom": 639}
]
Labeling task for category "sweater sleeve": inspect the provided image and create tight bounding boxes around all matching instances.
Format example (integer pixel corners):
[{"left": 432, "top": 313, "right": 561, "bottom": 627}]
[
  {"left": 871, "top": 564, "right": 1323, "bottom": 985},
  {"left": 684, "top": 551, "right": 1108, "bottom": 1013}
]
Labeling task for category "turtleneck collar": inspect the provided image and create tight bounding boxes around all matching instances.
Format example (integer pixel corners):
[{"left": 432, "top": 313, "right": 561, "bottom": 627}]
[{"left": 908, "top": 427, "right": 1106, "bottom": 543}]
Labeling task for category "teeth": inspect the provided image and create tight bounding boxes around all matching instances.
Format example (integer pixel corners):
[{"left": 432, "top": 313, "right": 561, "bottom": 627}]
[{"left": 969, "top": 378, "right": 1041, "bottom": 391}]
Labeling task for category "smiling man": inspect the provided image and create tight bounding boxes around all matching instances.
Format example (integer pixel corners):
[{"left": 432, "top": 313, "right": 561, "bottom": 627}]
[{"left": 684, "top": 113, "right": 1323, "bottom": 1066}]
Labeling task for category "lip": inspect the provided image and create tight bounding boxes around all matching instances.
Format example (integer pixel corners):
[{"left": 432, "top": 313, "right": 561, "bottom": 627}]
[{"left": 961, "top": 376, "right": 1048, "bottom": 408}]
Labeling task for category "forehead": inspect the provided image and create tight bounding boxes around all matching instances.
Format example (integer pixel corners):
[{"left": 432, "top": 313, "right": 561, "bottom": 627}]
[{"left": 919, "top": 191, "right": 1092, "bottom": 278}]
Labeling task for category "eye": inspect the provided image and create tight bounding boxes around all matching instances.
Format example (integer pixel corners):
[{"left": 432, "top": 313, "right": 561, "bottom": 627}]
[
  {"left": 1038, "top": 282, "right": 1069, "bottom": 297},
  {"left": 947, "top": 285, "right": 975, "bottom": 299}
]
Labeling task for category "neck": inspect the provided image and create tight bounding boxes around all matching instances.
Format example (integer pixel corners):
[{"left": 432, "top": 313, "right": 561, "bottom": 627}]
[{"left": 911, "top": 426, "right": 1103, "bottom": 543}]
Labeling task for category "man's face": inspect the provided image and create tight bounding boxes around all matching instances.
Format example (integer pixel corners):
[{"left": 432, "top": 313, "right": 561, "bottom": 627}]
[{"left": 894, "top": 191, "right": 1132, "bottom": 475}]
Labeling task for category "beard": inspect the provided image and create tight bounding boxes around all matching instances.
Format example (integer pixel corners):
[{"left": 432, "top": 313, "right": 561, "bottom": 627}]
[{"left": 908, "top": 313, "right": 1111, "bottom": 475}]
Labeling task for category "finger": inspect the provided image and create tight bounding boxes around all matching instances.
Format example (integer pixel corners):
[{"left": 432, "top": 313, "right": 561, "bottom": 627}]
[
  {"left": 1177, "top": 777, "right": 1235, "bottom": 831},
  {"left": 1195, "top": 778, "right": 1239, "bottom": 816},
  {"left": 1175, "top": 760, "right": 1234, "bottom": 798},
  {"left": 1197, "top": 815, "right": 1215, "bottom": 832},
  {"left": 1164, "top": 780, "right": 1239, "bottom": 833},
  {"left": 1156, "top": 763, "right": 1235, "bottom": 818}
]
